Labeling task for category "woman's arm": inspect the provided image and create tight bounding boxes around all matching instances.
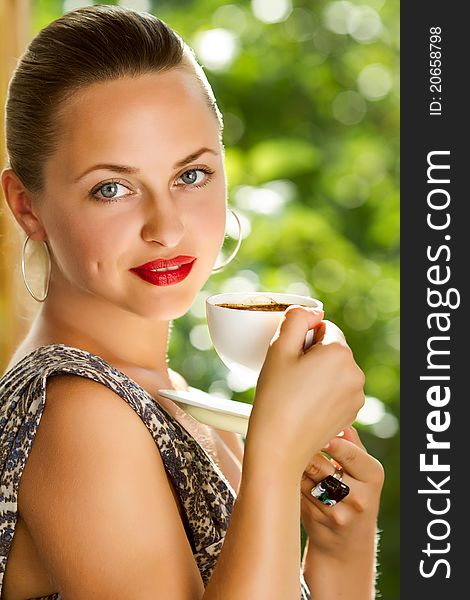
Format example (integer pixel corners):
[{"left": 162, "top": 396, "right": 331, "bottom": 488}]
[
  {"left": 27, "top": 374, "right": 305, "bottom": 599},
  {"left": 204, "top": 444, "right": 304, "bottom": 600},
  {"left": 302, "top": 526, "right": 380, "bottom": 600},
  {"left": 170, "top": 369, "right": 302, "bottom": 598}
]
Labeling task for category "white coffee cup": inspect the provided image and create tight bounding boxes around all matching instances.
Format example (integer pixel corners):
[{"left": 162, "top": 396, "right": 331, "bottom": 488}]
[{"left": 206, "top": 291, "right": 323, "bottom": 378}]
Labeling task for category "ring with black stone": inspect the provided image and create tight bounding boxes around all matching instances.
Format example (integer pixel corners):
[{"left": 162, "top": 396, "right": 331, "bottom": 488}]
[{"left": 310, "top": 473, "right": 350, "bottom": 507}]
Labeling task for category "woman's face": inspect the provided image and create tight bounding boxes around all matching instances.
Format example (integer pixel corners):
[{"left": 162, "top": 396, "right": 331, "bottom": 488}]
[{"left": 36, "top": 69, "right": 227, "bottom": 320}]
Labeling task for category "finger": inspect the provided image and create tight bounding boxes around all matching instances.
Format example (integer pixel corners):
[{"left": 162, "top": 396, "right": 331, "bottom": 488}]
[
  {"left": 314, "top": 319, "right": 348, "bottom": 347},
  {"left": 320, "top": 436, "right": 375, "bottom": 482},
  {"left": 300, "top": 487, "right": 333, "bottom": 527},
  {"left": 302, "top": 452, "right": 348, "bottom": 485},
  {"left": 270, "top": 305, "right": 324, "bottom": 358},
  {"left": 340, "top": 425, "right": 367, "bottom": 451},
  {"left": 309, "top": 320, "right": 326, "bottom": 344}
]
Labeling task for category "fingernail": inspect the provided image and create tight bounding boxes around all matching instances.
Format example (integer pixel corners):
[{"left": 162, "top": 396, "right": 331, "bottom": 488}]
[{"left": 321, "top": 442, "right": 330, "bottom": 450}]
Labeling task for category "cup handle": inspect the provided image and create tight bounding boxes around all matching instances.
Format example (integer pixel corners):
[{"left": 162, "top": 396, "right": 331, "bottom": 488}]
[{"left": 303, "top": 328, "right": 316, "bottom": 352}]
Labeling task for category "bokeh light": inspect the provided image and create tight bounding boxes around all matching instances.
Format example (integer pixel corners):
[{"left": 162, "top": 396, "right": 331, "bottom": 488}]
[
  {"left": 324, "top": 1, "right": 354, "bottom": 34},
  {"left": 332, "top": 90, "right": 367, "bottom": 125},
  {"left": 222, "top": 112, "right": 245, "bottom": 145},
  {"left": 282, "top": 8, "right": 317, "bottom": 41},
  {"left": 212, "top": 4, "right": 248, "bottom": 34},
  {"left": 192, "top": 28, "right": 239, "bottom": 72},
  {"left": 333, "top": 173, "right": 369, "bottom": 208},
  {"left": 117, "top": 0, "right": 152, "bottom": 11},
  {"left": 181, "top": 354, "right": 209, "bottom": 379},
  {"left": 343, "top": 296, "right": 377, "bottom": 331},
  {"left": 356, "top": 395, "right": 386, "bottom": 425},
  {"left": 226, "top": 369, "right": 257, "bottom": 392},
  {"left": 208, "top": 379, "right": 231, "bottom": 399},
  {"left": 251, "top": 0, "right": 292, "bottom": 24},
  {"left": 220, "top": 273, "right": 259, "bottom": 294},
  {"left": 370, "top": 279, "right": 400, "bottom": 314},
  {"left": 286, "top": 281, "right": 312, "bottom": 296},
  {"left": 63, "top": 0, "right": 91, "bottom": 11},
  {"left": 357, "top": 63, "right": 393, "bottom": 100},
  {"left": 371, "top": 413, "right": 399, "bottom": 439},
  {"left": 234, "top": 184, "right": 289, "bottom": 215},
  {"left": 324, "top": 1, "right": 382, "bottom": 43},
  {"left": 356, "top": 149, "right": 387, "bottom": 184},
  {"left": 348, "top": 6, "right": 382, "bottom": 43},
  {"left": 312, "top": 259, "right": 347, "bottom": 293},
  {"left": 189, "top": 290, "right": 212, "bottom": 319},
  {"left": 189, "top": 324, "right": 212, "bottom": 351}
]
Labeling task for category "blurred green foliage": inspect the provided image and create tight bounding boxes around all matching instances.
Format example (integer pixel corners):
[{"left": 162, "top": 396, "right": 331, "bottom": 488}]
[{"left": 30, "top": 1, "right": 399, "bottom": 597}]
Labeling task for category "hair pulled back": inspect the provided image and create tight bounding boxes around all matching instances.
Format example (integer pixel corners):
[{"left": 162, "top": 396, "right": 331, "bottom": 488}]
[{"left": 4, "top": 4, "right": 223, "bottom": 196}]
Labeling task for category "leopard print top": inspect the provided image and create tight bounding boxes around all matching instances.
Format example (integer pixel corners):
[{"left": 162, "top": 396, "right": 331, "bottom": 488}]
[{"left": 0, "top": 344, "right": 311, "bottom": 599}]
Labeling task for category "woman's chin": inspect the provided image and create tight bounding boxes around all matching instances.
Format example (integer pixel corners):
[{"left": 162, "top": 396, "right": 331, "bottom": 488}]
[{"left": 124, "top": 292, "right": 197, "bottom": 321}]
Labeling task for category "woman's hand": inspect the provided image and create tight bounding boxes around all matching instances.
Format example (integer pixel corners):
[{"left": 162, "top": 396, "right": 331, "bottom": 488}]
[
  {"left": 245, "top": 308, "right": 366, "bottom": 480},
  {"left": 300, "top": 425, "right": 384, "bottom": 558}
]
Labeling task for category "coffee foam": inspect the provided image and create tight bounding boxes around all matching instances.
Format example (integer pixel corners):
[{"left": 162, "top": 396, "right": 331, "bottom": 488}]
[{"left": 241, "top": 295, "right": 279, "bottom": 306}]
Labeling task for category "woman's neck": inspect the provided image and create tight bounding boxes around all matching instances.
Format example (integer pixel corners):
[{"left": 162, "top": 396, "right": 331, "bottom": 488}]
[{"left": 26, "top": 284, "right": 172, "bottom": 375}]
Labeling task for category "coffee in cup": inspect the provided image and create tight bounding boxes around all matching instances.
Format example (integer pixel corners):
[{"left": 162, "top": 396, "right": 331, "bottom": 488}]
[
  {"left": 206, "top": 292, "right": 323, "bottom": 379},
  {"left": 215, "top": 302, "right": 309, "bottom": 312}
]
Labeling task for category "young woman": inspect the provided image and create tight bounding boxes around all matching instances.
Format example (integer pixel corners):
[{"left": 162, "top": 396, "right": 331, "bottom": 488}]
[{"left": 0, "top": 5, "right": 384, "bottom": 599}]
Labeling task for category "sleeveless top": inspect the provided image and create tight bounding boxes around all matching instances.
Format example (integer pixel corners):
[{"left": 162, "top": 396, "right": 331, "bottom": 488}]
[{"left": 0, "top": 343, "right": 311, "bottom": 599}]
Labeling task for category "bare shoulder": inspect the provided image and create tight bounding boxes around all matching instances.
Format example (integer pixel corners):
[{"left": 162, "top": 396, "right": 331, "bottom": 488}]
[{"left": 18, "top": 374, "right": 205, "bottom": 598}]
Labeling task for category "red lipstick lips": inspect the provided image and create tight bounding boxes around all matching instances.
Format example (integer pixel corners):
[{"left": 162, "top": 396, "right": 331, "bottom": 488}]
[{"left": 130, "top": 255, "right": 197, "bottom": 287}]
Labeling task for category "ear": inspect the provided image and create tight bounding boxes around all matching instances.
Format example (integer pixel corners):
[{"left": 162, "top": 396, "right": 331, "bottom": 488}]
[{"left": 1, "top": 168, "right": 47, "bottom": 241}]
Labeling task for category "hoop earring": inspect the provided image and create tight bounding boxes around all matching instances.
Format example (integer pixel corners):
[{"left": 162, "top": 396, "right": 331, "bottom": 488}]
[
  {"left": 21, "top": 234, "right": 51, "bottom": 302},
  {"left": 211, "top": 207, "right": 242, "bottom": 273}
]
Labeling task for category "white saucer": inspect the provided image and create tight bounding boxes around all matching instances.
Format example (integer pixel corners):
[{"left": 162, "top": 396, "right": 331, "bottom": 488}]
[{"left": 157, "top": 386, "right": 252, "bottom": 436}]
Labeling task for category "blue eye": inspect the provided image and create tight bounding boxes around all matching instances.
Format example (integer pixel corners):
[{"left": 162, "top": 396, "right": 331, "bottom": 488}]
[
  {"left": 176, "top": 167, "right": 214, "bottom": 189},
  {"left": 89, "top": 180, "right": 132, "bottom": 203},
  {"left": 180, "top": 170, "right": 199, "bottom": 185},
  {"left": 88, "top": 166, "right": 215, "bottom": 204}
]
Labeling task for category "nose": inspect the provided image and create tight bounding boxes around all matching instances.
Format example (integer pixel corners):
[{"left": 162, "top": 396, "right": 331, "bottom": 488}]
[{"left": 140, "top": 193, "right": 185, "bottom": 248}]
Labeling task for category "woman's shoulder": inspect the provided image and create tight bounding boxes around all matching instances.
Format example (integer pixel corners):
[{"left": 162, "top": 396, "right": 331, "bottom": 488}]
[
  {"left": 44, "top": 369, "right": 133, "bottom": 407},
  {"left": 2, "top": 340, "right": 139, "bottom": 389},
  {"left": 0, "top": 342, "right": 161, "bottom": 431},
  {"left": 40, "top": 373, "right": 160, "bottom": 459},
  {"left": 17, "top": 369, "right": 203, "bottom": 599},
  {"left": 1, "top": 340, "right": 82, "bottom": 380},
  {"left": 19, "top": 371, "right": 169, "bottom": 510}
]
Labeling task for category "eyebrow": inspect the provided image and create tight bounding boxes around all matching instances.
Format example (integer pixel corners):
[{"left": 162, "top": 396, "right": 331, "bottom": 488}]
[{"left": 73, "top": 147, "right": 219, "bottom": 182}]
